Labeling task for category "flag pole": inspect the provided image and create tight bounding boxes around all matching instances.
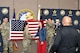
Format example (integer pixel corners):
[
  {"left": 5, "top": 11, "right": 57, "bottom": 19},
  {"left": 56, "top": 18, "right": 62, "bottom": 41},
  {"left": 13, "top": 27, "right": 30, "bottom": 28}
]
[
  {"left": 12, "top": 0, "right": 18, "bottom": 51},
  {"left": 37, "top": 5, "right": 41, "bottom": 20},
  {"left": 13, "top": 8, "right": 16, "bottom": 20},
  {"left": 13, "top": 0, "right": 16, "bottom": 20}
]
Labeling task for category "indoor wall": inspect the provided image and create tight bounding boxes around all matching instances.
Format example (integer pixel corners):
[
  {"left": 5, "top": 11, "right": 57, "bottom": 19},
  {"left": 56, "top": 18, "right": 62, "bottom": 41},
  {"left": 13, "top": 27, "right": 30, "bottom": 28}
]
[{"left": 0, "top": 0, "right": 79, "bottom": 53}]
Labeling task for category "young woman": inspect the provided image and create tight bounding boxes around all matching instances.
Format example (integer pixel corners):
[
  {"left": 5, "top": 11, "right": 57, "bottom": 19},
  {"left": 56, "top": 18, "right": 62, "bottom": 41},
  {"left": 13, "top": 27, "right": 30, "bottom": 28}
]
[{"left": 36, "top": 20, "right": 46, "bottom": 53}]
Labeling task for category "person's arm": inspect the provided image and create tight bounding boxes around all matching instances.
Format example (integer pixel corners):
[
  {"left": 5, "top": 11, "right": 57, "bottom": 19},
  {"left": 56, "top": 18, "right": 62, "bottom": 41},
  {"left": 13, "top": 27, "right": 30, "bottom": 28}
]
[
  {"left": 41, "top": 27, "right": 46, "bottom": 44},
  {"left": 43, "top": 27, "right": 46, "bottom": 41},
  {"left": 23, "top": 26, "right": 31, "bottom": 39},
  {"left": 39, "top": 28, "right": 46, "bottom": 44},
  {"left": 49, "top": 30, "right": 61, "bottom": 52},
  {"left": 39, "top": 29, "right": 43, "bottom": 42}
]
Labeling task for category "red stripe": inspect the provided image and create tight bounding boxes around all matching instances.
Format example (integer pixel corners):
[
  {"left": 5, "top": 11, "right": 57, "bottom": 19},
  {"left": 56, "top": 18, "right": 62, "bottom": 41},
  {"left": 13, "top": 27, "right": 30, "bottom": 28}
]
[
  {"left": 30, "top": 33, "right": 37, "bottom": 34},
  {"left": 27, "top": 20, "right": 39, "bottom": 22},
  {"left": 29, "top": 24, "right": 39, "bottom": 25},
  {"left": 11, "top": 39, "right": 23, "bottom": 40},
  {"left": 29, "top": 30, "right": 38, "bottom": 31}
]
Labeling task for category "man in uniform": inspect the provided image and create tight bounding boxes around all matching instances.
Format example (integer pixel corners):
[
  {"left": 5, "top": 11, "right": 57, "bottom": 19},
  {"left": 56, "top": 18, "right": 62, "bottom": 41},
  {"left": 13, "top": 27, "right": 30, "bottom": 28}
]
[
  {"left": 46, "top": 18, "right": 55, "bottom": 49},
  {"left": 22, "top": 22, "right": 32, "bottom": 53},
  {"left": 49, "top": 16, "right": 79, "bottom": 53},
  {"left": 0, "top": 16, "right": 13, "bottom": 53}
]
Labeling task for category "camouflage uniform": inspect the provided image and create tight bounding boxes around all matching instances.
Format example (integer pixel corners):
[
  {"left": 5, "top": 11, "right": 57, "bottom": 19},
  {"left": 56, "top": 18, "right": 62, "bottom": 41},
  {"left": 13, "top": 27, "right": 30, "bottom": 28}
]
[
  {"left": 22, "top": 26, "right": 32, "bottom": 53},
  {"left": 46, "top": 22, "right": 55, "bottom": 47},
  {"left": 1, "top": 22, "right": 13, "bottom": 53}
]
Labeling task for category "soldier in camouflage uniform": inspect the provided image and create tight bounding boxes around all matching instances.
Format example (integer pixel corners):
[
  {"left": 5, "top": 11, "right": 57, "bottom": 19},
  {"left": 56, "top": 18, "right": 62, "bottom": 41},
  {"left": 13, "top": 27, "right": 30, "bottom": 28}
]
[
  {"left": 0, "top": 17, "right": 13, "bottom": 53},
  {"left": 46, "top": 18, "right": 55, "bottom": 48},
  {"left": 22, "top": 23, "right": 32, "bottom": 53}
]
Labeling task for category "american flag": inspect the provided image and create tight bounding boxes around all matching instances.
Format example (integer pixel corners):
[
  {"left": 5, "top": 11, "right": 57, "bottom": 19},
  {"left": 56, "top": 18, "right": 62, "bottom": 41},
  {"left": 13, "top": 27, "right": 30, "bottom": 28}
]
[
  {"left": 10, "top": 20, "right": 46, "bottom": 40},
  {"left": 10, "top": 20, "right": 25, "bottom": 40}
]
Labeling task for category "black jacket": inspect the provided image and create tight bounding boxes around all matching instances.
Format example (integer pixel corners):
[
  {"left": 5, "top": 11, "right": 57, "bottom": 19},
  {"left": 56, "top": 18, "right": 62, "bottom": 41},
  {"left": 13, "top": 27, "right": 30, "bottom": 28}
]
[
  {"left": 77, "top": 33, "right": 80, "bottom": 53},
  {"left": 50, "top": 26, "right": 78, "bottom": 53}
]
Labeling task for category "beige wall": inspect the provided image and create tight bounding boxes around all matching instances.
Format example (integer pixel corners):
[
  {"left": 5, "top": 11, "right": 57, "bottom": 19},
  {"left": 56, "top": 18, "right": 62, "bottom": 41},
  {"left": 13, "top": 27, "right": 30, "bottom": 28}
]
[
  {"left": 79, "top": 0, "right": 80, "bottom": 9},
  {"left": 0, "top": 0, "right": 13, "bottom": 18},
  {"left": 38, "top": 0, "right": 78, "bottom": 10},
  {"left": 38, "top": 0, "right": 59, "bottom": 8},
  {"left": 0, "top": 0, "right": 79, "bottom": 19},
  {"left": 59, "top": 0, "right": 78, "bottom": 10}
]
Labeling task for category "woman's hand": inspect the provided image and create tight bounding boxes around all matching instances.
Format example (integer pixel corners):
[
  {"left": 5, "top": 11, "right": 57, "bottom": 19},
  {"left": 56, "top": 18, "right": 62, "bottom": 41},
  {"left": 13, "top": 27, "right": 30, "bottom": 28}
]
[
  {"left": 54, "top": 52, "right": 56, "bottom": 53},
  {"left": 41, "top": 42, "right": 44, "bottom": 45}
]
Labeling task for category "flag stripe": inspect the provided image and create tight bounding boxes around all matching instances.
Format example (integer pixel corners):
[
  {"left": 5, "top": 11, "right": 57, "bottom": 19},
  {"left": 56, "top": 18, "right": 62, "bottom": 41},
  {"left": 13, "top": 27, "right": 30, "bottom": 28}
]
[
  {"left": 28, "top": 28, "right": 38, "bottom": 30},
  {"left": 31, "top": 33, "right": 37, "bottom": 35},
  {"left": 11, "top": 37, "right": 24, "bottom": 39},
  {"left": 11, "top": 33, "right": 23, "bottom": 34},
  {"left": 28, "top": 25, "right": 39, "bottom": 27},
  {"left": 30, "top": 31, "right": 37, "bottom": 33},
  {"left": 11, "top": 34, "right": 23, "bottom": 36},
  {"left": 11, "top": 31, "right": 23, "bottom": 33}
]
